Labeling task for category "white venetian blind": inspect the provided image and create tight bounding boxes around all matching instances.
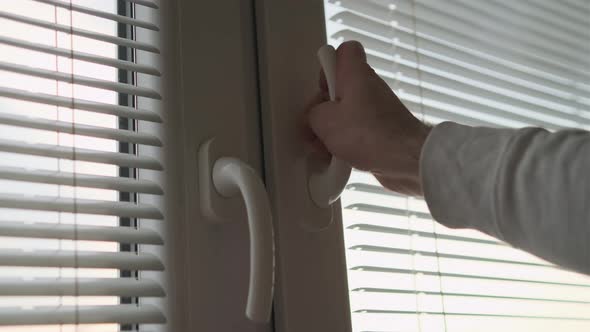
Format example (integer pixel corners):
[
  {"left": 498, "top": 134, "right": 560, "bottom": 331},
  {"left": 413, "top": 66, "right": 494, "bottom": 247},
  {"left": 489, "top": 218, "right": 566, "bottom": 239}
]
[
  {"left": 324, "top": 0, "right": 590, "bottom": 331},
  {"left": 0, "top": 0, "right": 165, "bottom": 331}
]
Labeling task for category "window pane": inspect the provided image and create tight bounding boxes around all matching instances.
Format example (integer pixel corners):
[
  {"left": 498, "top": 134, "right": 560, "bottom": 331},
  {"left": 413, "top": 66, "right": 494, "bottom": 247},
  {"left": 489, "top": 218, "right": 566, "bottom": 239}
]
[
  {"left": 325, "top": 0, "right": 590, "bottom": 331},
  {"left": 0, "top": 1, "right": 119, "bottom": 331}
]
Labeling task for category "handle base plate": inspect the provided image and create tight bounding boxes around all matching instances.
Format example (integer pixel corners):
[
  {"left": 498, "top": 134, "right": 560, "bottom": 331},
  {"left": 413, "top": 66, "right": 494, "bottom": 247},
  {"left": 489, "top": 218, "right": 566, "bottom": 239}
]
[{"left": 198, "top": 138, "right": 244, "bottom": 223}]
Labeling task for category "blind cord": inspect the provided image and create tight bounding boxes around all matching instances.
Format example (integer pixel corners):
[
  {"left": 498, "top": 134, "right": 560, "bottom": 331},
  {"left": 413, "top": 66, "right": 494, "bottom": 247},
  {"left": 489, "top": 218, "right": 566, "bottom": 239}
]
[
  {"left": 407, "top": 0, "right": 449, "bottom": 330},
  {"left": 385, "top": 3, "right": 423, "bottom": 330},
  {"left": 65, "top": 0, "right": 80, "bottom": 327},
  {"left": 53, "top": 2, "right": 79, "bottom": 329},
  {"left": 53, "top": 6, "right": 65, "bottom": 332},
  {"left": 405, "top": 199, "right": 422, "bottom": 331}
]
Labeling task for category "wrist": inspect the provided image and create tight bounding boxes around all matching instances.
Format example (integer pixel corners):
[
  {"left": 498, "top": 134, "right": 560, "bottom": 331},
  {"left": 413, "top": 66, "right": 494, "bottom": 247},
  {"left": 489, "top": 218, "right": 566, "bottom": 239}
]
[{"left": 370, "top": 122, "right": 431, "bottom": 196}]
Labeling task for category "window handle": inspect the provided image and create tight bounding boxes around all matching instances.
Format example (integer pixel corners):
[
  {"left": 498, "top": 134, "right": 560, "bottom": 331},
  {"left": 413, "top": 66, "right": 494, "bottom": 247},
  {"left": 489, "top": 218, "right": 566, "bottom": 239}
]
[
  {"left": 212, "top": 157, "right": 274, "bottom": 322},
  {"left": 308, "top": 45, "right": 352, "bottom": 208},
  {"left": 199, "top": 140, "right": 275, "bottom": 323}
]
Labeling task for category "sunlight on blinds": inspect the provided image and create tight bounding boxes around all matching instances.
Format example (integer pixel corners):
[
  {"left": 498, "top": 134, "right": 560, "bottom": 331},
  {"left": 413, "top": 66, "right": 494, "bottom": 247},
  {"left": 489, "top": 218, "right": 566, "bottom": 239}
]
[
  {"left": 0, "top": 0, "right": 164, "bottom": 330},
  {"left": 325, "top": 0, "right": 590, "bottom": 331}
]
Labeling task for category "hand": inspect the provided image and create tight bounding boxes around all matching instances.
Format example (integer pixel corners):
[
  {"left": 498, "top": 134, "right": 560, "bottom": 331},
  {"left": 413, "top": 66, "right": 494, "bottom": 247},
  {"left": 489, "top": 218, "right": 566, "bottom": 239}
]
[{"left": 305, "top": 41, "right": 431, "bottom": 196}]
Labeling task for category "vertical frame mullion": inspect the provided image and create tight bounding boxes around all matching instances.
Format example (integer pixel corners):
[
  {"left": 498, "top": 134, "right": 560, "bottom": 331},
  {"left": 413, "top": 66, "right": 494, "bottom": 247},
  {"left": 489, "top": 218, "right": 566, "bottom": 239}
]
[
  {"left": 117, "top": 1, "right": 138, "bottom": 331},
  {"left": 253, "top": 0, "right": 352, "bottom": 331}
]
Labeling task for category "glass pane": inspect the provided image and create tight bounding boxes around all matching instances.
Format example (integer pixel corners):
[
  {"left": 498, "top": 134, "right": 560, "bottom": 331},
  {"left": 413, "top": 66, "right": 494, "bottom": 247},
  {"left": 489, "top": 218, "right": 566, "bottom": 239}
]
[
  {"left": 0, "top": 1, "right": 120, "bottom": 331},
  {"left": 324, "top": 0, "right": 590, "bottom": 331}
]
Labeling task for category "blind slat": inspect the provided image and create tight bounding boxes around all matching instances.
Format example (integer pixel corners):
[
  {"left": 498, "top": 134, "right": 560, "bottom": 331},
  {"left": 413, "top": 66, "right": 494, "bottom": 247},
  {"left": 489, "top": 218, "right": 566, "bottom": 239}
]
[
  {"left": 525, "top": 0, "right": 590, "bottom": 27},
  {"left": 0, "top": 35, "right": 161, "bottom": 76},
  {"left": 384, "top": 79, "right": 545, "bottom": 128},
  {"left": 395, "top": 98, "right": 512, "bottom": 127},
  {"left": 0, "top": 221, "right": 163, "bottom": 244},
  {"left": 350, "top": 266, "right": 590, "bottom": 289},
  {"left": 0, "top": 278, "right": 164, "bottom": 296},
  {"left": 32, "top": 0, "right": 160, "bottom": 31},
  {"left": 386, "top": 0, "right": 590, "bottom": 70},
  {"left": 332, "top": 26, "right": 590, "bottom": 112},
  {"left": 347, "top": 223, "right": 501, "bottom": 246},
  {"left": 0, "top": 86, "right": 162, "bottom": 123},
  {"left": 0, "top": 11, "right": 160, "bottom": 53},
  {"left": 343, "top": 207, "right": 503, "bottom": 244},
  {"left": 347, "top": 273, "right": 590, "bottom": 301},
  {"left": 345, "top": 203, "right": 431, "bottom": 220},
  {"left": 331, "top": 17, "right": 590, "bottom": 98},
  {"left": 350, "top": 294, "right": 590, "bottom": 320},
  {"left": 0, "top": 250, "right": 164, "bottom": 270},
  {"left": 0, "top": 166, "right": 163, "bottom": 194},
  {"left": 451, "top": 0, "right": 589, "bottom": 49},
  {"left": 0, "top": 304, "right": 166, "bottom": 325},
  {"left": 416, "top": 0, "right": 590, "bottom": 61},
  {"left": 332, "top": 0, "right": 590, "bottom": 83},
  {"left": 0, "top": 61, "right": 161, "bottom": 99},
  {"left": 0, "top": 112, "right": 162, "bottom": 147},
  {"left": 349, "top": 245, "right": 551, "bottom": 267},
  {"left": 351, "top": 309, "right": 590, "bottom": 321},
  {"left": 366, "top": 55, "right": 585, "bottom": 127},
  {"left": 0, "top": 194, "right": 164, "bottom": 219},
  {"left": 0, "top": 139, "right": 163, "bottom": 170},
  {"left": 489, "top": 0, "right": 589, "bottom": 40},
  {"left": 352, "top": 288, "right": 590, "bottom": 305}
]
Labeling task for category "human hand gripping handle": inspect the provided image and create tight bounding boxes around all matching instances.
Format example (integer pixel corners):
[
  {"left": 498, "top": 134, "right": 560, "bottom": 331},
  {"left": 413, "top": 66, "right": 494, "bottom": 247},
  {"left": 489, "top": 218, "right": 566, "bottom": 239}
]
[
  {"left": 308, "top": 45, "right": 353, "bottom": 208},
  {"left": 306, "top": 41, "right": 431, "bottom": 197}
]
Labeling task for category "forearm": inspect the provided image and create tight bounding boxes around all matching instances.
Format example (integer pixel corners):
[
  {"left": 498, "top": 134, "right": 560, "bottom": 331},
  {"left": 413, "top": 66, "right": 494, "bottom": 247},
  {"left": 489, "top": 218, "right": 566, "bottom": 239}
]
[{"left": 421, "top": 122, "right": 590, "bottom": 274}]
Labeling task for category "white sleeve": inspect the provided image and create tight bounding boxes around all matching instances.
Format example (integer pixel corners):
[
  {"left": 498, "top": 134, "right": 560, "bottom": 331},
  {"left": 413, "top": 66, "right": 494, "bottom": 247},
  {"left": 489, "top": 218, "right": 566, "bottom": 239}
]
[{"left": 420, "top": 121, "right": 590, "bottom": 275}]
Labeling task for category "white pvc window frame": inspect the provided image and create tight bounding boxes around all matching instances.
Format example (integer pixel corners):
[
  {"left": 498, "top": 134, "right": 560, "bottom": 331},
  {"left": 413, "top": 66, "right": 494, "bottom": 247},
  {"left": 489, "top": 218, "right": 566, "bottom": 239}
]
[
  {"left": 136, "top": 1, "right": 272, "bottom": 331},
  {"left": 254, "top": 0, "right": 353, "bottom": 331}
]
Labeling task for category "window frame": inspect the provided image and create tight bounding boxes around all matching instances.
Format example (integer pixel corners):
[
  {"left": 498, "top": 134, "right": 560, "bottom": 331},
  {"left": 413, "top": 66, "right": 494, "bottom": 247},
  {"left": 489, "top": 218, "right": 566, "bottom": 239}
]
[
  {"left": 138, "top": 0, "right": 273, "bottom": 331},
  {"left": 117, "top": 3, "right": 138, "bottom": 331},
  {"left": 140, "top": 0, "right": 590, "bottom": 331},
  {"left": 254, "top": 0, "right": 353, "bottom": 331},
  {"left": 139, "top": 0, "right": 352, "bottom": 330},
  {"left": 0, "top": 0, "right": 166, "bottom": 329},
  {"left": 253, "top": 1, "right": 590, "bottom": 331}
]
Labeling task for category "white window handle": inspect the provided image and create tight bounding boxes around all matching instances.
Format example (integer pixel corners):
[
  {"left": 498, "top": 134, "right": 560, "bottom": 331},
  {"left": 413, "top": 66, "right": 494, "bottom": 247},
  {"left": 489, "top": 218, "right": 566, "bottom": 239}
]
[
  {"left": 212, "top": 157, "right": 275, "bottom": 322},
  {"left": 198, "top": 139, "right": 274, "bottom": 323},
  {"left": 308, "top": 45, "right": 352, "bottom": 208}
]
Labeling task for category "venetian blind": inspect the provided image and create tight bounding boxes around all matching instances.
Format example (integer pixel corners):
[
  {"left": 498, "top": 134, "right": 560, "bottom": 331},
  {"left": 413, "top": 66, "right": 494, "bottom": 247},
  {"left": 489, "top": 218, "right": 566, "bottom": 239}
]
[
  {"left": 0, "top": 0, "right": 165, "bottom": 330},
  {"left": 325, "top": 0, "right": 590, "bottom": 331}
]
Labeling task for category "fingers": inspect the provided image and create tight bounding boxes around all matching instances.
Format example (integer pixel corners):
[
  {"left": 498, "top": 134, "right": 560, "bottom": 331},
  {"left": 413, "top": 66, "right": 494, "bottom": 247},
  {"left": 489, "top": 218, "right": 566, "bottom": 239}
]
[
  {"left": 334, "top": 40, "right": 370, "bottom": 97},
  {"left": 308, "top": 136, "right": 332, "bottom": 162},
  {"left": 306, "top": 92, "right": 341, "bottom": 150},
  {"left": 337, "top": 40, "right": 367, "bottom": 66},
  {"left": 319, "top": 68, "right": 328, "bottom": 93},
  {"left": 317, "top": 41, "right": 367, "bottom": 97},
  {"left": 308, "top": 41, "right": 368, "bottom": 156},
  {"left": 302, "top": 91, "right": 332, "bottom": 158},
  {"left": 302, "top": 91, "right": 326, "bottom": 139},
  {"left": 307, "top": 98, "right": 338, "bottom": 134},
  {"left": 304, "top": 90, "right": 329, "bottom": 116}
]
